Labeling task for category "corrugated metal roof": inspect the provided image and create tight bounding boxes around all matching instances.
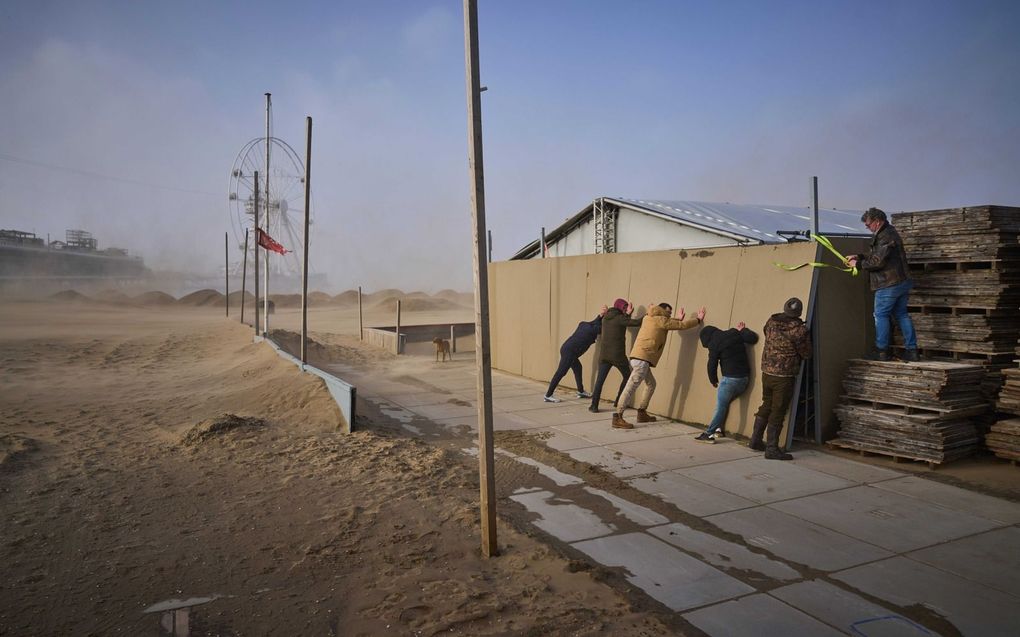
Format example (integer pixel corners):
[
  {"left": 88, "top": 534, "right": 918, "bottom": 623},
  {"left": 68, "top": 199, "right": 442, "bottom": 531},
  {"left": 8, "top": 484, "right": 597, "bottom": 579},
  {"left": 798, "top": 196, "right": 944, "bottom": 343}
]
[
  {"left": 510, "top": 196, "right": 869, "bottom": 259},
  {"left": 613, "top": 198, "right": 865, "bottom": 241}
]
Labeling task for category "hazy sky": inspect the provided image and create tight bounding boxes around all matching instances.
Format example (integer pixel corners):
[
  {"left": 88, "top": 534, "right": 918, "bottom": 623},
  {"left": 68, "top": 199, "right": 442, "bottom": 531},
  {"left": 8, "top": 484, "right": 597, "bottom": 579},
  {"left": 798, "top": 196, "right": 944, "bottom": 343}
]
[{"left": 1, "top": 1, "right": 1018, "bottom": 292}]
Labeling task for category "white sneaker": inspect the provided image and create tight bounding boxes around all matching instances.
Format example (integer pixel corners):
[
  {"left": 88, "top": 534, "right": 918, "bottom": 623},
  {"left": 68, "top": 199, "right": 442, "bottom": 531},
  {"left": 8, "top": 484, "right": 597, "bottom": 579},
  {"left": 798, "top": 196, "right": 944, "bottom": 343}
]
[
  {"left": 577, "top": 391, "right": 591, "bottom": 399},
  {"left": 543, "top": 395, "right": 561, "bottom": 403}
]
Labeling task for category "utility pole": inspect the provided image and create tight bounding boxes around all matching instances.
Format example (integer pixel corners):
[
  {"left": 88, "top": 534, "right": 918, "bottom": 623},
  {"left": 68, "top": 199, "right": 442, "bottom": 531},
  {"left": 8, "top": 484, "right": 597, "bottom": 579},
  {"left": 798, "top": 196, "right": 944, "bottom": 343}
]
[
  {"left": 463, "top": 0, "right": 497, "bottom": 558},
  {"left": 301, "top": 116, "right": 313, "bottom": 365},
  {"left": 241, "top": 230, "right": 249, "bottom": 324},
  {"left": 358, "top": 286, "right": 364, "bottom": 340},
  {"left": 254, "top": 173, "right": 260, "bottom": 336},
  {"left": 263, "top": 92, "right": 272, "bottom": 336},
  {"left": 224, "top": 232, "right": 229, "bottom": 317}
]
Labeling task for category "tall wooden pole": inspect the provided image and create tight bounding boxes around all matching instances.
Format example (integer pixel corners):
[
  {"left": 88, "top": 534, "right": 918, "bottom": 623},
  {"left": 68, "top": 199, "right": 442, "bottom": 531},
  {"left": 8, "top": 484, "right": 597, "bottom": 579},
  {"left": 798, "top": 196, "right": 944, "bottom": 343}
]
[
  {"left": 263, "top": 93, "right": 272, "bottom": 336},
  {"left": 358, "top": 286, "right": 364, "bottom": 340},
  {"left": 224, "top": 232, "right": 229, "bottom": 317},
  {"left": 240, "top": 229, "right": 249, "bottom": 324},
  {"left": 253, "top": 173, "right": 260, "bottom": 336},
  {"left": 811, "top": 176, "right": 819, "bottom": 237},
  {"left": 395, "top": 299, "right": 402, "bottom": 355},
  {"left": 487, "top": 229, "right": 492, "bottom": 263},
  {"left": 463, "top": 0, "right": 497, "bottom": 557},
  {"left": 301, "top": 116, "right": 313, "bottom": 365}
]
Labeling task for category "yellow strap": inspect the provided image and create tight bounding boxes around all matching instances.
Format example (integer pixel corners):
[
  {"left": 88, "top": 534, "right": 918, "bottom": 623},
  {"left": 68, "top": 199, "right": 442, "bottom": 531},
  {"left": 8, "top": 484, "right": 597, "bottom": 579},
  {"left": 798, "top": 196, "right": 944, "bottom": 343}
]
[{"left": 773, "top": 234, "right": 859, "bottom": 276}]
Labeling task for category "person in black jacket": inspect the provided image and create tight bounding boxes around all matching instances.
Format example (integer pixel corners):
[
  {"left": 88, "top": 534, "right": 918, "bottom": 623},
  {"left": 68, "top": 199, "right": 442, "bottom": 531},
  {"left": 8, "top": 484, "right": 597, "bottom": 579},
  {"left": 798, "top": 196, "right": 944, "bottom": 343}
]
[
  {"left": 695, "top": 321, "right": 758, "bottom": 443},
  {"left": 544, "top": 305, "right": 608, "bottom": 402},
  {"left": 588, "top": 298, "right": 642, "bottom": 412}
]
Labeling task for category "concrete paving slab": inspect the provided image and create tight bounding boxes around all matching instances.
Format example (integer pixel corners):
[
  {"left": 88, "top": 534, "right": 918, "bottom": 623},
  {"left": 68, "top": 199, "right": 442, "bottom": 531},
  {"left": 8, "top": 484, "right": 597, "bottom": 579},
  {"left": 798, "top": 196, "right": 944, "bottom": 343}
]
[
  {"left": 494, "top": 394, "right": 585, "bottom": 412},
  {"left": 872, "top": 475, "right": 1020, "bottom": 525},
  {"left": 770, "top": 579, "right": 934, "bottom": 636},
  {"left": 628, "top": 471, "right": 758, "bottom": 517},
  {"left": 508, "top": 490, "right": 615, "bottom": 542},
  {"left": 387, "top": 391, "right": 466, "bottom": 408},
  {"left": 908, "top": 525, "right": 1020, "bottom": 597},
  {"left": 554, "top": 419, "right": 692, "bottom": 446},
  {"left": 648, "top": 522, "right": 801, "bottom": 583},
  {"left": 571, "top": 532, "right": 754, "bottom": 611},
  {"left": 608, "top": 437, "right": 757, "bottom": 470},
  {"left": 565, "top": 446, "right": 662, "bottom": 477},
  {"left": 707, "top": 506, "right": 893, "bottom": 571},
  {"left": 683, "top": 593, "right": 844, "bottom": 637},
  {"left": 508, "top": 404, "right": 608, "bottom": 427},
  {"left": 675, "top": 457, "right": 857, "bottom": 504},
  {"left": 440, "top": 411, "right": 545, "bottom": 432},
  {"left": 791, "top": 449, "right": 906, "bottom": 484},
  {"left": 771, "top": 485, "right": 1001, "bottom": 553},
  {"left": 409, "top": 402, "right": 478, "bottom": 420},
  {"left": 451, "top": 384, "right": 536, "bottom": 400},
  {"left": 527, "top": 427, "right": 600, "bottom": 451},
  {"left": 583, "top": 487, "right": 669, "bottom": 526},
  {"left": 834, "top": 556, "right": 1020, "bottom": 636}
]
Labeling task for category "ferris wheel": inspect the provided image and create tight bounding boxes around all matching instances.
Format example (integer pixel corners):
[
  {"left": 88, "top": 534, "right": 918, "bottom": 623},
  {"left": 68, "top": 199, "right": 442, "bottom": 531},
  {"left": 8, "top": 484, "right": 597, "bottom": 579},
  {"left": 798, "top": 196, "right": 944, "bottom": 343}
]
[{"left": 228, "top": 137, "right": 309, "bottom": 277}]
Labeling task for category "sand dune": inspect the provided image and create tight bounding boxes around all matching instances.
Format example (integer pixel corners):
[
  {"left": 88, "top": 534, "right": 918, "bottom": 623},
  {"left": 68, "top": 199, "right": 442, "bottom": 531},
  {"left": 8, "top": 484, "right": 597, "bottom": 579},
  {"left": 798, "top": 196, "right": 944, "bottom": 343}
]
[
  {"left": 177, "top": 288, "right": 224, "bottom": 307},
  {"left": 0, "top": 301, "right": 669, "bottom": 635}
]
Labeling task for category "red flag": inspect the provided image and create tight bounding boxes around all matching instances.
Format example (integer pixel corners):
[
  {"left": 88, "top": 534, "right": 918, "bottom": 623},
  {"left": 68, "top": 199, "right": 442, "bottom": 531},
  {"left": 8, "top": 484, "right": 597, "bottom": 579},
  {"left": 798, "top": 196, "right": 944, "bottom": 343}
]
[{"left": 256, "top": 228, "right": 288, "bottom": 255}]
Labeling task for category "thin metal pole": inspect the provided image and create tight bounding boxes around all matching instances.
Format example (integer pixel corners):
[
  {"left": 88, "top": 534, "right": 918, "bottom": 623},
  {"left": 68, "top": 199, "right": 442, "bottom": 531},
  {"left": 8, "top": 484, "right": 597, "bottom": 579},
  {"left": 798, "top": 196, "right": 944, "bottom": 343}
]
[
  {"left": 811, "top": 176, "right": 819, "bottom": 237},
  {"left": 358, "top": 286, "right": 363, "bottom": 340},
  {"left": 450, "top": 324, "right": 456, "bottom": 353},
  {"left": 487, "top": 229, "right": 492, "bottom": 263},
  {"left": 464, "top": 0, "right": 497, "bottom": 558},
  {"left": 253, "top": 173, "right": 260, "bottom": 336},
  {"left": 264, "top": 92, "right": 272, "bottom": 336},
  {"left": 395, "top": 299, "right": 401, "bottom": 355},
  {"left": 224, "top": 232, "right": 229, "bottom": 317},
  {"left": 541, "top": 227, "right": 546, "bottom": 258},
  {"left": 240, "top": 230, "right": 249, "bottom": 324},
  {"left": 301, "top": 116, "right": 312, "bottom": 365}
]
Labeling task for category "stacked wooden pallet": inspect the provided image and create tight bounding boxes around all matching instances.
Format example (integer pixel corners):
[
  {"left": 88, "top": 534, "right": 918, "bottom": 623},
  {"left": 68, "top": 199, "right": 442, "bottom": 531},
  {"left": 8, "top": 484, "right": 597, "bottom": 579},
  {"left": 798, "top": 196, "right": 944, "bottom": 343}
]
[
  {"left": 988, "top": 339, "right": 1020, "bottom": 463},
  {"left": 892, "top": 205, "right": 1020, "bottom": 399},
  {"left": 829, "top": 359, "right": 989, "bottom": 466}
]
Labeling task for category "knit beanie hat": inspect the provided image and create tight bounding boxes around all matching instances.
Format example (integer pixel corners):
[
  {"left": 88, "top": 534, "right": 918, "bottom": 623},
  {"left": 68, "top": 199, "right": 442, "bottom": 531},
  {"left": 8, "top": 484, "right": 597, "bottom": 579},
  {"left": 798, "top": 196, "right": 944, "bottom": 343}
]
[{"left": 783, "top": 297, "right": 803, "bottom": 318}]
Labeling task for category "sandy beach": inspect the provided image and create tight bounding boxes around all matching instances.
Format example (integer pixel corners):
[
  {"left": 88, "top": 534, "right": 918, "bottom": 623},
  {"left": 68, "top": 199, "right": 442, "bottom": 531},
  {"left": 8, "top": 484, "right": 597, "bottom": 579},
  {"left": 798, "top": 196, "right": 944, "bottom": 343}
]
[{"left": 0, "top": 297, "right": 678, "bottom": 635}]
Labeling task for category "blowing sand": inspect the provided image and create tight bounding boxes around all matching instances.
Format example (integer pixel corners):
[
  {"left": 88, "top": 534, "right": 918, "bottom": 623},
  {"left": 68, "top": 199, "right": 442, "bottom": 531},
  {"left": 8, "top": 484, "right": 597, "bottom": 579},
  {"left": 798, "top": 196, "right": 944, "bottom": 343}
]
[{"left": 0, "top": 300, "right": 674, "bottom": 636}]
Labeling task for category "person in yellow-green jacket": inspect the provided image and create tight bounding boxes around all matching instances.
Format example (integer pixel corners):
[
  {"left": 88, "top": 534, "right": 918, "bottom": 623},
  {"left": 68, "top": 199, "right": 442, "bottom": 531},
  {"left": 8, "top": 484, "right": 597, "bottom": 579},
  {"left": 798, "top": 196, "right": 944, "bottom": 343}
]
[{"left": 613, "top": 302, "right": 705, "bottom": 429}]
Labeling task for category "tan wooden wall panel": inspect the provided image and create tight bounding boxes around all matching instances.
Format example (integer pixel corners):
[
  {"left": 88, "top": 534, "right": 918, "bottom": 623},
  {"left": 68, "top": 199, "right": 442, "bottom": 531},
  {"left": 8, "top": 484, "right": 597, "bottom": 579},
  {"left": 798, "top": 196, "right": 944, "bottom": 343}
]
[
  {"left": 489, "top": 241, "right": 862, "bottom": 439},
  {"left": 652, "top": 247, "right": 746, "bottom": 424}
]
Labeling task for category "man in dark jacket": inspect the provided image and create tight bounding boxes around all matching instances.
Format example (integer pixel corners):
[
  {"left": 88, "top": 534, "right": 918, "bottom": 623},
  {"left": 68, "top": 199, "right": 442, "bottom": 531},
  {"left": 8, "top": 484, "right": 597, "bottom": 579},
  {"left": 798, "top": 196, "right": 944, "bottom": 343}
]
[
  {"left": 544, "top": 305, "right": 608, "bottom": 402},
  {"left": 750, "top": 298, "right": 812, "bottom": 460},
  {"left": 695, "top": 321, "right": 758, "bottom": 443},
  {"left": 588, "top": 298, "right": 642, "bottom": 413},
  {"left": 846, "top": 207, "right": 919, "bottom": 362}
]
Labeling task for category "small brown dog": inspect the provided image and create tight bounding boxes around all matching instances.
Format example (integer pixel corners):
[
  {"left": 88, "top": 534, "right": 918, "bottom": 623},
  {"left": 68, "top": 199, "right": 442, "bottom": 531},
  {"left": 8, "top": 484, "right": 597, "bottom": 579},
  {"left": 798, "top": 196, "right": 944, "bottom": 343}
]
[{"left": 432, "top": 337, "right": 452, "bottom": 362}]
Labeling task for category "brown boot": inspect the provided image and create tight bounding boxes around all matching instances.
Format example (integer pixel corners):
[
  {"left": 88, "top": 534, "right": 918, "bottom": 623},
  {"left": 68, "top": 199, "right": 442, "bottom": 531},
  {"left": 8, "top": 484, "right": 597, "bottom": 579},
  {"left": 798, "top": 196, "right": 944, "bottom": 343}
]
[
  {"left": 636, "top": 409, "right": 657, "bottom": 423},
  {"left": 612, "top": 413, "right": 633, "bottom": 429},
  {"left": 748, "top": 416, "right": 767, "bottom": 451}
]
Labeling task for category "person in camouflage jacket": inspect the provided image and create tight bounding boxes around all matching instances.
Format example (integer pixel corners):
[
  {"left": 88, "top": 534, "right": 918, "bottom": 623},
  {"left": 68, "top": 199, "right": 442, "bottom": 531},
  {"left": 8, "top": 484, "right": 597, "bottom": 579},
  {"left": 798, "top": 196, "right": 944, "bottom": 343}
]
[{"left": 750, "top": 297, "right": 812, "bottom": 460}]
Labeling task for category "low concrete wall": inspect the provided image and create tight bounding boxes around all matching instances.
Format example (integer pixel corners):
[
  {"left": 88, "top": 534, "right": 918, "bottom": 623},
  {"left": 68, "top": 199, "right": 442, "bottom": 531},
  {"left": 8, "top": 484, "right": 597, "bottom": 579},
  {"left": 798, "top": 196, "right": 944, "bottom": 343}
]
[
  {"left": 262, "top": 336, "right": 356, "bottom": 433},
  {"left": 362, "top": 327, "right": 405, "bottom": 354}
]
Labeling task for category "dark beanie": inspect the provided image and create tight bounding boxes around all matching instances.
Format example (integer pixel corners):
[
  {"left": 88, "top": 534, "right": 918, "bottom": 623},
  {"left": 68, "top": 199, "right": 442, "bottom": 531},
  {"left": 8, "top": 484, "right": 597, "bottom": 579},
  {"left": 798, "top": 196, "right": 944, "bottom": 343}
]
[{"left": 784, "top": 297, "right": 803, "bottom": 318}]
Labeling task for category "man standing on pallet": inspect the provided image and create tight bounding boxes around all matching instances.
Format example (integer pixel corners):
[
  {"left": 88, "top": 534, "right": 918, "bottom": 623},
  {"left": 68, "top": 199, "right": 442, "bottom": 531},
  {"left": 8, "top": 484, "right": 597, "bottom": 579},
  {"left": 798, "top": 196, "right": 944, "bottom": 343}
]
[
  {"left": 613, "top": 302, "right": 705, "bottom": 430},
  {"left": 846, "top": 207, "right": 920, "bottom": 362},
  {"left": 749, "top": 298, "right": 812, "bottom": 460}
]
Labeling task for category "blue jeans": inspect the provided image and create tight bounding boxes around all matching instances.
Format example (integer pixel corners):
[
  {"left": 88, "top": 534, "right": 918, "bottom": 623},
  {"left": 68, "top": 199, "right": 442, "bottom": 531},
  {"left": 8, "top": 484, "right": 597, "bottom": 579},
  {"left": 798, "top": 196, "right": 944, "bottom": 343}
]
[
  {"left": 706, "top": 376, "right": 750, "bottom": 435},
  {"left": 874, "top": 279, "right": 917, "bottom": 350}
]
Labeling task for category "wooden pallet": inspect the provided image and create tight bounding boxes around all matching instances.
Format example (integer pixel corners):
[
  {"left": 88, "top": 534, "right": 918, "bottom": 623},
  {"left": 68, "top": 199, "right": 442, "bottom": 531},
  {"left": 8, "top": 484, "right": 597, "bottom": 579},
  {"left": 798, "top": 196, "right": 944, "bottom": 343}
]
[{"left": 826, "top": 439, "right": 955, "bottom": 469}]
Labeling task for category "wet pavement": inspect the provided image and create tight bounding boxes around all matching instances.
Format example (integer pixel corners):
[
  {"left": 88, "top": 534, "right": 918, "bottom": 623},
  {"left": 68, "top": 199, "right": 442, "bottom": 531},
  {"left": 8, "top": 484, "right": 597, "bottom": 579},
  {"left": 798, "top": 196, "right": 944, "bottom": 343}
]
[{"left": 326, "top": 357, "right": 1020, "bottom": 636}]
